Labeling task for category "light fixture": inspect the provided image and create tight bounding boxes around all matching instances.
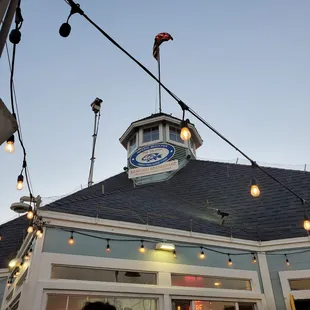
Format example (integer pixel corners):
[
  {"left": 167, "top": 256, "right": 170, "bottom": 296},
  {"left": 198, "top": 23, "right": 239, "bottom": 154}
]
[
  {"left": 28, "top": 248, "right": 33, "bottom": 257},
  {"left": 250, "top": 178, "right": 260, "bottom": 197},
  {"left": 106, "top": 239, "right": 111, "bottom": 252},
  {"left": 199, "top": 247, "right": 205, "bottom": 259},
  {"left": 68, "top": 232, "right": 75, "bottom": 245},
  {"left": 27, "top": 224, "right": 34, "bottom": 234},
  {"left": 155, "top": 242, "right": 175, "bottom": 251},
  {"left": 285, "top": 254, "right": 290, "bottom": 266},
  {"left": 180, "top": 119, "right": 191, "bottom": 141},
  {"left": 8, "top": 258, "right": 22, "bottom": 269},
  {"left": 7, "top": 279, "right": 12, "bottom": 287},
  {"left": 214, "top": 281, "right": 221, "bottom": 286},
  {"left": 36, "top": 228, "right": 43, "bottom": 238},
  {"left": 228, "top": 254, "right": 232, "bottom": 266},
  {"left": 27, "top": 206, "right": 34, "bottom": 220},
  {"left": 304, "top": 214, "right": 310, "bottom": 231},
  {"left": 139, "top": 240, "right": 145, "bottom": 253},
  {"left": 252, "top": 254, "right": 257, "bottom": 264},
  {"left": 5, "top": 135, "right": 15, "bottom": 153},
  {"left": 16, "top": 174, "right": 24, "bottom": 190},
  {"left": 173, "top": 249, "right": 177, "bottom": 258},
  {"left": 24, "top": 253, "right": 30, "bottom": 260}
]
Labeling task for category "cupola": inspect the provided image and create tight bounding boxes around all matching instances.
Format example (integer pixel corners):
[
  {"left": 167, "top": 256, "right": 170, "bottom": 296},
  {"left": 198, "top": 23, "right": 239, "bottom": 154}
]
[{"left": 119, "top": 113, "right": 203, "bottom": 185}]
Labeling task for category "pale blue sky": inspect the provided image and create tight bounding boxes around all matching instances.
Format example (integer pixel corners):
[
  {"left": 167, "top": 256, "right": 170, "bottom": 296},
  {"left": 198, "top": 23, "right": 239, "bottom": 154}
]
[{"left": 0, "top": 0, "right": 309, "bottom": 224}]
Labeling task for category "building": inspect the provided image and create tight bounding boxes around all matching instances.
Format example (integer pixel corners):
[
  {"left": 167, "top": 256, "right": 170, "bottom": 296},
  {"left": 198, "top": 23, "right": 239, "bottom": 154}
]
[{"left": 0, "top": 112, "right": 310, "bottom": 310}]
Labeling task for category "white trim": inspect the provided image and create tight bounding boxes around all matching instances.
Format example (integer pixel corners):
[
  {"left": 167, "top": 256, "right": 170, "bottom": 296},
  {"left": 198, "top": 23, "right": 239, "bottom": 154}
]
[
  {"left": 165, "top": 124, "right": 187, "bottom": 148},
  {"left": 127, "top": 133, "right": 138, "bottom": 157},
  {"left": 257, "top": 253, "right": 276, "bottom": 310},
  {"left": 139, "top": 123, "right": 163, "bottom": 146},
  {"left": 279, "top": 270, "right": 310, "bottom": 310}
]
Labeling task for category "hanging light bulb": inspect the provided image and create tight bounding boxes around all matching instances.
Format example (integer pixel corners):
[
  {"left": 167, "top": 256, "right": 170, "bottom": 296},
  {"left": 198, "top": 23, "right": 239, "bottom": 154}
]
[
  {"left": 250, "top": 178, "right": 260, "bottom": 197},
  {"left": 228, "top": 255, "right": 233, "bottom": 266},
  {"left": 27, "top": 224, "right": 34, "bottom": 234},
  {"left": 16, "top": 174, "right": 24, "bottom": 190},
  {"left": 7, "top": 279, "right": 12, "bottom": 287},
  {"left": 24, "top": 253, "right": 30, "bottom": 261},
  {"left": 27, "top": 206, "right": 34, "bottom": 220},
  {"left": 180, "top": 120, "right": 191, "bottom": 141},
  {"left": 252, "top": 254, "right": 257, "bottom": 264},
  {"left": 28, "top": 248, "right": 33, "bottom": 257},
  {"left": 304, "top": 214, "right": 310, "bottom": 231},
  {"left": 68, "top": 232, "right": 75, "bottom": 245},
  {"left": 5, "top": 135, "right": 15, "bottom": 153},
  {"left": 106, "top": 239, "right": 111, "bottom": 252},
  {"left": 285, "top": 255, "right": 290, "bottom": 266},
  {"left": 139, "top": 240, "right": 145, "bottom": 253},
  {"left": 199, "top": 247, "right": 205, "bottom": 259},
  {"left": 36, "top": 228, "right": 43, "bottom": 238}
]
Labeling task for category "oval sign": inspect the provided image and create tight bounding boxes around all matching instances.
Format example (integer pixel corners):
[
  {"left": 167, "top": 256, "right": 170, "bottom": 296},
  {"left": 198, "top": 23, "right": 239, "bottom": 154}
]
[{"left": 130, "top": 143, "right": 175, "bottom": 168}]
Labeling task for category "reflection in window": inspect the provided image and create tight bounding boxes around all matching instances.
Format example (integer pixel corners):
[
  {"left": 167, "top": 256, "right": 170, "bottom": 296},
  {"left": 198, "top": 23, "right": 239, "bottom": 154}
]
[
  {"left": 193, "top": 301, "right": 235, "bottom": 310},
  {"left": 238, "top": 303, "right": 256, "bottom": 310},
  {"left": 169, "top": 127, "right": 184, "bottom": 144},
  {"left": 143, "top": 126, "right": 159, "bottom": 143},
  {"left": 171, "top": 274, "right": 251, "bottom": 290},
  {"left": 289, "top": 278, "right": 310, "bottom": 290},
  {"left": 46, "top": 295, "right": 157, "bottom": 310},
  {"left": 128, "top": 135, "right": 137, "bottom": 154},
  {"left": 51, "top": 265, "right": 156, "bottom": 285}
]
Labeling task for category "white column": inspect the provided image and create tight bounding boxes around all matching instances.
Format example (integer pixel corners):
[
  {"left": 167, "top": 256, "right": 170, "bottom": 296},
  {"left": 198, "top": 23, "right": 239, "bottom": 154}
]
[{"left": 257, "top": 252, "right": 277, "bottom": 310}]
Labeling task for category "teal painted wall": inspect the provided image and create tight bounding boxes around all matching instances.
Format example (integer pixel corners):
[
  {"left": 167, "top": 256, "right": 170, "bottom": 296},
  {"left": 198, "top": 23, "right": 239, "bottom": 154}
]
[
  {"left": 0, "top": 277, "right": 7, "bottom": 306},
  {"left": 267, "top": 248, "right": 310, "bottom": 309},
  {"left": 43, "top": 227, "right": 260, "bottom": 272}
]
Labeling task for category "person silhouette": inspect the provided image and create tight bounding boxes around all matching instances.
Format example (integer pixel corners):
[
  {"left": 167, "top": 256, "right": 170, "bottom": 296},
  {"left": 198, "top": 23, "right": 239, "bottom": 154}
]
[{"left": 82, "top": 302, "right": 117, "bottom": 310}]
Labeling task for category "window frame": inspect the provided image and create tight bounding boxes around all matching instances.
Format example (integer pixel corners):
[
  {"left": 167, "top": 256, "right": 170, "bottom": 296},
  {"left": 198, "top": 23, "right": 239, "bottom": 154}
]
[
  {"left": 166, "top": 125, "right": 188, "bottom": 148},
  {"left": 127, "top": 134, "right": 138, "bottom": 156},
  {"left": 139, "top": 124, "right": 163, "bottom": 146}
]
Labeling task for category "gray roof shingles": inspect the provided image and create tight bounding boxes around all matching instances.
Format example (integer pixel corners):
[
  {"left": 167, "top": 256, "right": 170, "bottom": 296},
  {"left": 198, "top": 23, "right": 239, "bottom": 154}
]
[{"left": 0, "top": 159, "right": 309, "bottom": 268}]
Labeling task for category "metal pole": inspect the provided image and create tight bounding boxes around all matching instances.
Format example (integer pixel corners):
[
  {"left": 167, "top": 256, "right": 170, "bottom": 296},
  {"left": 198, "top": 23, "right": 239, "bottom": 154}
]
[
  {"left": 0, "top": 0, "right": 18, "bottom": 58},
  {"left": 157, "top": 46, "right": 162, "bottom": 113}
]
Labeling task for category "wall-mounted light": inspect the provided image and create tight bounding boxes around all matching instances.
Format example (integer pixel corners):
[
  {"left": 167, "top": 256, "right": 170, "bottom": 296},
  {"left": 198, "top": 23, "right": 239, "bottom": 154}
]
[{"left": 155, "top": 242, "right": 175, "bottom": 251}]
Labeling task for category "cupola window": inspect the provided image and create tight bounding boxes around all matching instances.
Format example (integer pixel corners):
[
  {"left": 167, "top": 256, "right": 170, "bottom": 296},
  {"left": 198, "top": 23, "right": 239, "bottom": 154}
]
[
  {"left": 142, "top": 126, "right": 159, "bottom": 143},
  {"left": 128, "top": 134, "right": 137, "bottom": 154},
  {"left": 169, "top": 126, "right": 184, "bottom": 144}
]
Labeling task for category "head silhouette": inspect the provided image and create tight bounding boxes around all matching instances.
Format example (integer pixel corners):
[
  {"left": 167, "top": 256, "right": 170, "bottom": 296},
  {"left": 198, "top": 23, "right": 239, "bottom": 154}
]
[{"left": 82, "top": 302, "right": 116, "bottom": 310}]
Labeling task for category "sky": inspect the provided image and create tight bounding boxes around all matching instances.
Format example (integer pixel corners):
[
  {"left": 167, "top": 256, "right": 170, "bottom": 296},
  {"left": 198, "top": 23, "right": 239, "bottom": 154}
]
[{"left": 0, "top": 0, "right": 309, "bottom": 224}]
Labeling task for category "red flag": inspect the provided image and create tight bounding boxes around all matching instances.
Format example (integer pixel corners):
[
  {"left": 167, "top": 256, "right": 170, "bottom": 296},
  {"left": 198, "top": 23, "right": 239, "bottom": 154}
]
[{"left": 153, "top": 32, "right": 173, "bottom": 60}]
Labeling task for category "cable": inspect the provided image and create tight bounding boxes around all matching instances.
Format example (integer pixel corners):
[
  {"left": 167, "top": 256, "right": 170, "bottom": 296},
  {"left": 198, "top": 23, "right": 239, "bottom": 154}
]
[{"left": 63, "top": 0, "right": 309, "bottom": 208}]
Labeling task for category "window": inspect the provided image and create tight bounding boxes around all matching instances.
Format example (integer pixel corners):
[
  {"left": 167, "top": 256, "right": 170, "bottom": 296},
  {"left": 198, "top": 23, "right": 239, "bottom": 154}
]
[
  {"left": 171, "top": 274, "right": 251, "bottom": 290},
  {"left": 143, "top": 126, "right": 159, "bottom": 143},
  {"left": 51, "top": 265, "right": 157, "bottom": 285},
  {"left": 289, "top": 278, "right": 310, "bottom": 290},
  {"left": 46, "top": 295, "right": 157, "bottom": 310},
  {"left": 169, "top": 127, "right": 184, "bottom": 144},
  {"left": 128, "top": 135, "right": 137, "bottom": 154},
  {"left": 172, "top": 300, "right": 256, "bottom": 310}
]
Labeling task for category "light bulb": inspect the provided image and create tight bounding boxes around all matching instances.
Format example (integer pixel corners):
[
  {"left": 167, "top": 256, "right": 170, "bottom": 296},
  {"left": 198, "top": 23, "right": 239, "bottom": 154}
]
[
  {"left": 304, "top": 215, "right": 310, "bottom": 231},
  {"left": 16, "top": 174, "right": 24, "bottom": 190},
  {"left": 139, "top": 241, "right": 145, "bottom": 253},
  {"left": 27, "top": 225, "right": 34, "bottom": 234},
  {"left": 24, "top": 254, "right": 30, "bottom": 260},
  {"left": 36, "top": 228, "right": 43, "bottom": 237},
  {"left": 252, "top": 255, "right": 257, "bottom": 264},
  {"left": 5, "top": 135, "right": 15, "bottom": 153},
  {"left": 106, "top": 243, "right": 111, "bottom": 252},
  {"left": 199, "top": 248, "right": 205, "bottom": 259},
  {"left": 68, "top": 236, "right": 74, "bottom": 245},
  {"left": 228, "top": 256, "right": 233, "bottom": 266},
  {"left": 173, "top": 250, "right": 177, "bottom": 258},
  {"left": 27, "top": 207, "right": 34, "bottom": 220},
  {"left": 250, "top": 178, "right": 260, "bottom": 197},
  {"left": 180, "top": 127, "right": 191, "bottom": 141}
]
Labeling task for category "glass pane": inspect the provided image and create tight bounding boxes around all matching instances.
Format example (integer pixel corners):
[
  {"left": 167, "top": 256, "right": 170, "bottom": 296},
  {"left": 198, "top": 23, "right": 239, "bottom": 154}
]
[
  {"left": 129, "top": 135, "right": 136, "bottom": 153},
  {"left": 68, "top": 295, "right": 88, "bottom": 310},
  {"left": 169, "top": 127, "right": 184, "bottom": 144},
  {"left": 143, "top": 126, "right": 159, "bottom": 143},
  {"left": 193, "top": 301, "right": 235, "bottom": 310},
  {"left": 171, "top": 274, "right": 251, "bottom": 290},
  {"left": 289, "top": 278, "right": 310, "bottom": 290},
  {"left": 172, "top": 300, "right": 191, "bottom": 310},
  {"left": 46, "top": 294, "right": 67, "bottom": 310},
  {"left": 51, "top": 265, "right": 156, "bottom": 285},
  {"left": 238, "top": 303, "right": 255, "bottom": 310}
]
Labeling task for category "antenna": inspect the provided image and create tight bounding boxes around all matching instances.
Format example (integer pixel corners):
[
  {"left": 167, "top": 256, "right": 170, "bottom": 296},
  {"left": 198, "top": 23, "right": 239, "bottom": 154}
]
[{"left": 88, "top": 97, "right": 103, "bottom": 187}]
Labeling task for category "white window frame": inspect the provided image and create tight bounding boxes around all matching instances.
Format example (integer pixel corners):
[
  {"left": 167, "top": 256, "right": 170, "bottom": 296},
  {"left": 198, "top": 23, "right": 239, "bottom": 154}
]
[
  {"left": 279, "top": 270, "right": 310, "bottom": 310},
  {"left": 127, "top": 133, "right": 138, "bottom": 157},
  {"left": 166, "top": 125, "right": 188, "bottom": 148},
  {"left": 139, "top": 124, "right": 163, "bottom": 146}
]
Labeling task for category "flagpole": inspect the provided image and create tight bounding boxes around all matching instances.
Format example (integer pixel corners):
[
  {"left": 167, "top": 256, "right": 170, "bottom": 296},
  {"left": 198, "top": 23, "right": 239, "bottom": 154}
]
[{"left": 157, "top": 46, "right": 162, "bottom": 113}]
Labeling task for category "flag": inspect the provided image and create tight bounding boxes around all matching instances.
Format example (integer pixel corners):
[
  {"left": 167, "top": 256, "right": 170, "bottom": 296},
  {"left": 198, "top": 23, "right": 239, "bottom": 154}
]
[{"left": 153, "top": 32, "right": 173, "bottom": 60}]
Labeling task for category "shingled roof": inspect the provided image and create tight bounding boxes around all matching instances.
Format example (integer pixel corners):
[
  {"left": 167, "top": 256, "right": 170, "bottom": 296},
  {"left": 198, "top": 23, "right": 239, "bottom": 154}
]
[{"left": 0, "top": 159, "right": 310, "bottom": 268}]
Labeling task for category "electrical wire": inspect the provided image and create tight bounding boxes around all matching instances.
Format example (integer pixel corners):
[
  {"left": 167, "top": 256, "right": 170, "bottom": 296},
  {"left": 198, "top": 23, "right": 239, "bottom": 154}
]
[{"left": 63, "top": 0, "right": 309, "bottom": 208}]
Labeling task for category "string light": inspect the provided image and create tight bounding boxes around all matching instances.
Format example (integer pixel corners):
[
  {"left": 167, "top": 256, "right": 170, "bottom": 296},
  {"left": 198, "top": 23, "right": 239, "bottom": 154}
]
[
  {"left": 27, "top": 223, "right": 34, "bottom": 234},
  {"left": 36, "top": 228, "right": 43, "bottom": 238},
  {"left": 303, "top": 214, "right": 310, "bottom": 231},
  {"left": 106, "top": 239, "right": 111, "bottom": 252},
  {"left": 5, "top": 135, "right": 15, "bottom": 153},
  {"left": 180, "top": 119, "right": 191, "bottom": 141},
  {"left": 139, "top": 240, "right": 145, "bottom": 253},
  {"left": 227, "top": 254, "right": 232, "bottom": 266},
  {"left": 250, "top": 178, "right": 260, "bottom": 197},
  {"left": 27, "top": 206, "right": 34, "bottom": 220},
  {"left": 68, "top": 231, "right": 75, "bottom": 245},
  {"left": 285, "top": 254, "right": 290, "bottom": 266},
  {"left": 28, "top": 248, "right": 33, "bottom": 257},
  {"left": 16, "top": 174, "right": 24, "bottom": 190},
  {"left": 252, "top": 254, "right": 257, "bottom": 264},
  {"left": 199, "top": 247, "right": 205, "bottom": 259},
  {"left": 173, "top": 249, "right": 177, "bottom": 258}
]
